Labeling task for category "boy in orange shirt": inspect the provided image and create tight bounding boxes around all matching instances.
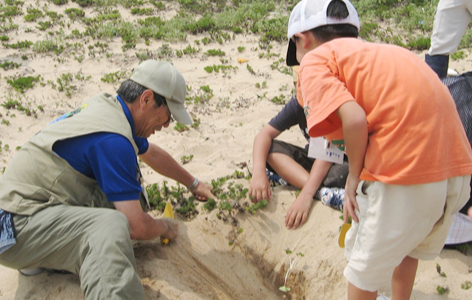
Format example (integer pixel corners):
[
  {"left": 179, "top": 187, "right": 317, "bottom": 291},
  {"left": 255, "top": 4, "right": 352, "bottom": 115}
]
[{"left": 286, "top": 0, "right": 472, "bottom": 299}]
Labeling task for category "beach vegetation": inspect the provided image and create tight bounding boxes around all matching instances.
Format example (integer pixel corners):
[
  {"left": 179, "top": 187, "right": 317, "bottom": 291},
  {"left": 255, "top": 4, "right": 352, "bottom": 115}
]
[
  {"left": 24, "top": 8, "right": 43, "bottom": 22},
  {"left": 4, "top": 40, "right": 33, "bottom": 49},
  {"left": 436, "top": 285, "right": 448, "bottom": 295},
  {"left": 180, "top": 154, "right": 194, "bottom": 164},
  {"left": 101, "top": 71, "right": 128, "bottom": 84},
  {"left": 279, "top": 250, "right": 305, "bottom": 293},
  {"left": 0, "top": 60, "right": 21, "bottom": 70},
  {"left": 461, "top": 281, "right": 472, "bottom": 290},
  {"left": 204, "top": 49, "right": 225, "bottom": 56},
  {"left": 6, "top": 75, "right": 41, "bottom": 93},
  {"left": 174, "top": 122, "right": 190, "bottom": 132},
  {"left": 451, "top": 51, "right": 466, "bottom": 61},
  {"left": 191, "top": 117, "right": 200, "bottom": 128}
]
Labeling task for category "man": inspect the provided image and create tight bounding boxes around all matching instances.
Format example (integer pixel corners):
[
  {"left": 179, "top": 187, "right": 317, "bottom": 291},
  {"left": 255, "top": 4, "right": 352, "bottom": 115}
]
[
  {"left": 249, "top": 67, "right": 348, "bottom": 230},
  {"left": 0, "top": 60, "right": 215, "bottom": 299},
  {"left": 425, "top": 0, "right": 472, "bottom": 78}
]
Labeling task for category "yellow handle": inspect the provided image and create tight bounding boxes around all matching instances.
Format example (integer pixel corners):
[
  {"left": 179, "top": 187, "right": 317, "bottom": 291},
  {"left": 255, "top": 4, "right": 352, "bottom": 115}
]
[
  {"left": 338, "top": 223, "right": 351, "bottom": 248},
  {"left": 161, "top": 202, "right": 174, "bottom": 246}
]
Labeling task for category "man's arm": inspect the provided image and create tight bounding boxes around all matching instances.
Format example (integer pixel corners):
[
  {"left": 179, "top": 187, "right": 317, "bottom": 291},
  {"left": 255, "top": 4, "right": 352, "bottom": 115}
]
[
  {"left": 139, "top": 143, "right": 216, "bottom": 200},
  {"left": 285, "top": 158, "right": 332, "bottom": 229},
  {"left": 249, "top": 125, "right": 281, "bottom": 202},
  {"left": 114, "top": 200, "right": 178, "bottom": 240},
  {"left": 335, "top": 101, "right": 368, "bottom": 224}
]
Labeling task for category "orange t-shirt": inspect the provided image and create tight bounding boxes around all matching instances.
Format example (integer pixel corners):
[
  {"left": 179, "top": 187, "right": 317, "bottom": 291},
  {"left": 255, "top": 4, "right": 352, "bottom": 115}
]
[{"left": 297, "top": 38, "right": 472, "bottom": 184}]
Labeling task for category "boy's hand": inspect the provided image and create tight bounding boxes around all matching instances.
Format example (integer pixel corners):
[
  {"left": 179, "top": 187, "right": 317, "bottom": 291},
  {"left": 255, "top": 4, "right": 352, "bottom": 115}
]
[
  {"left": 344, "top": 174, "right": 360, "bottom": 223},
  {"left": 249, "top": 173, "right": 272, "bottom": 203},
  {"left": 285, "top": 193, "right": 313, "bottom": 229}
]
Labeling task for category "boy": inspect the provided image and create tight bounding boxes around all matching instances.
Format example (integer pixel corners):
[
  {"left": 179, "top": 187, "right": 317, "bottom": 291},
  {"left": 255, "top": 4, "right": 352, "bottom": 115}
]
[
  {"left": 286, "top": 0, "right": 472, "bottom": 299},
  {"left": 249, "top": 67, "right": 349, "bottom": 229}
]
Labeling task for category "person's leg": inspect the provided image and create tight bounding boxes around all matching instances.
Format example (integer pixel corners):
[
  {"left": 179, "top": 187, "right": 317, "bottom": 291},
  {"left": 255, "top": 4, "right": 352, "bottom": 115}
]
[
  {"left": 391, "top": 256, "right": 418, "bottom": 300},
  {"left": 347, "top": 282, "right": 377, "bottom": 300},
  {"left": 0, "top": 205, "right": 145, "bottom": 300},
  {"left": 429, "top": 0, "right": 472, "bottom": 56},
  {"left": 266, "top": 140, "right": 313, "bottom": 189},
  {"left": 267, "top": 152, "right": 309, "bottom": 189}
]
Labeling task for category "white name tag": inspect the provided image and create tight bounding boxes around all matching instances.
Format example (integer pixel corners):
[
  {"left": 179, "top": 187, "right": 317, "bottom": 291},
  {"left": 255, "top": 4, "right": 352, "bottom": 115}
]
[{"left": 308, "top": 137, "right": 345, "bottom": 164}]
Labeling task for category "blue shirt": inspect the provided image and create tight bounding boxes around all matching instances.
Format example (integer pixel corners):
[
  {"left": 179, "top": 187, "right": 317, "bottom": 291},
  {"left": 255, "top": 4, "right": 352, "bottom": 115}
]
[{"left": 53, "top": 95, "right": 149, "bottom": 201}]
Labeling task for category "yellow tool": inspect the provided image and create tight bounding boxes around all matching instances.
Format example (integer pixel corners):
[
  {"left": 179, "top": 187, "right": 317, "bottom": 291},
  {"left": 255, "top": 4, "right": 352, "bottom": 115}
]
[
  {"left": 161, "top": 201, "right": 174, "bottom": 246},
  {"left": 237, "top": 58, "right": 249, "bottom": 63},
  {"left": 338, "top": 223, "right": 351, "bottom": 248}
]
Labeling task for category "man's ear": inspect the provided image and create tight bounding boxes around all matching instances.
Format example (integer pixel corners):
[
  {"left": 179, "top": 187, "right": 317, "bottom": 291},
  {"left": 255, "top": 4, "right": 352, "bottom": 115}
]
[{"left": 139, "top": 89, "right": 154, "bottom": 109}]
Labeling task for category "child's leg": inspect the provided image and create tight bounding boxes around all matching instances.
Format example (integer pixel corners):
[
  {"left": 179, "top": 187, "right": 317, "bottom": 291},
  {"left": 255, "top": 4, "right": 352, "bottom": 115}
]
[
  {"left": 391, "top": 256, "right": 418, "bottom": 300},
  {"left": 267, "top": 152, "right": 309, "bottom": 189},
  {"left": 347, "top": 283, "right": 376, "bottom": 300}
]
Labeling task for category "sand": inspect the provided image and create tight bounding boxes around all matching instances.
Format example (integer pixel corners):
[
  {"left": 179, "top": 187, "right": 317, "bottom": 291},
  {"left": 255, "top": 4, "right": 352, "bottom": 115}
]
[{"left": 1, "top": 1, "right": 472, "bottom": 299}]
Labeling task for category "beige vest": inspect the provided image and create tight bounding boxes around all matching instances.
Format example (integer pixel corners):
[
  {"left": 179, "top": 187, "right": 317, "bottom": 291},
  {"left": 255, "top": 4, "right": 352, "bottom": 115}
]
[{"left": 0, "top": 93, "right": 139, "bottom": 215}]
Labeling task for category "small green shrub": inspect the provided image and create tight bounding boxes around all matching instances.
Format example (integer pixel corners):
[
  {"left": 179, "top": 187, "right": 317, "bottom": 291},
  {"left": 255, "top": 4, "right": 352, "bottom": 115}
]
[{"left": 7, "top": 75, "right": 41, "bottom": 93}]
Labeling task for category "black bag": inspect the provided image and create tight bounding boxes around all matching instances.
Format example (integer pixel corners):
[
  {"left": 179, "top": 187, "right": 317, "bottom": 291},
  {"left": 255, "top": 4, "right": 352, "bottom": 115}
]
[{"left": 443, "top": 72, "right": 472, "bottom": 214}]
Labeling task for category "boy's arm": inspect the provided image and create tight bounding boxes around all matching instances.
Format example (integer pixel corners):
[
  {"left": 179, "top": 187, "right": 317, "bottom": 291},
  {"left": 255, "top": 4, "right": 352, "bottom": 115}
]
[
  {"left": 249, "top": 124, "right": 281, "bottom": 202},
  {"left": 335, "top": 101, "right": 368, "bottom": 223},
  {"left": 285, "top": 158, "right": 332, "bottom": 229}
]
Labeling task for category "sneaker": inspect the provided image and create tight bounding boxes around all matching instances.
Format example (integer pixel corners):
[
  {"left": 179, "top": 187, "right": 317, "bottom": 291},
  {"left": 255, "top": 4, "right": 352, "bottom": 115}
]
[
  {"left": 19, "top": 268, "right": 45, "bottom": 276},
  {"left": 266, "top": 169, "right": 288, "bottom": 186},
  {"left": 317, "top": 187, "right": 345, "bottom": 211},
  {"left": 19, "top": 268, "right": 72, "bottom": 276},
  {"left": 376, "top": 294, "right": 391, "bottom": 300}
]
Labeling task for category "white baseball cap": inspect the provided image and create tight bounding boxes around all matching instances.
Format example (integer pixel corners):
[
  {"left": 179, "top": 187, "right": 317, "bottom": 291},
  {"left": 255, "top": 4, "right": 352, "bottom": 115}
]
[
  {"left": 131, "top": 60, "right": 192, "bottom": 124},
  {"left": 286, "top": 0, "right": 360, "bottom": 66}
]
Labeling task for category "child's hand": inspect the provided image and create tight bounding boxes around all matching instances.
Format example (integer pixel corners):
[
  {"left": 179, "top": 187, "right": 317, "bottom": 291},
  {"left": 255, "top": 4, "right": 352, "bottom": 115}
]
[
  {"left": 249, "top": 173, "right": 272, "bottom": 203},
  {"left": 344, "top": 174, "right": 360, "bottom": 223},
  {"left": 285, "top": 193, "right": 313, "bottom": 229}
]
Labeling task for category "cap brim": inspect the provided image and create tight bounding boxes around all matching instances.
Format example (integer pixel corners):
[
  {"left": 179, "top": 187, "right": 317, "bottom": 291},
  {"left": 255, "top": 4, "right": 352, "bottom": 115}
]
[
  {"left": 286, "top": 39, "right": 299, "bottom": 66},
  {"left": 167, "top": 99, "right": 192, "bottom": 125}
]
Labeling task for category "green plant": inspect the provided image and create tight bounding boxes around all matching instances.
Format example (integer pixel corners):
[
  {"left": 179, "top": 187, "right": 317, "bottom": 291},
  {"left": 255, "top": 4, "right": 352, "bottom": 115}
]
[
  {"left": 270, "top": 94, "right": 286, "bottom": 105},
  {"left": 180, "top": 154, "right": 194, "bottom": 164},
  {"left": 4, "top": 40, "right": 33, "bottom": 49},
  {"left": 7, "top": 76, "right": 41, "bottom": 93},
  {"left": 203, "top": 198, "right": 216, "bottom": 211},
  {"left": 101, "top": 71, "right": 128, "bottom": 84},
  {"left": 0, "top": 61, "right": 21, "bottom": 70},
  {"left": 279, "top": 250, "right": 305, "bottom": 293},
  {"left": 436, "top": 285, "right": 448, "bottom": 295},
  {"left": 237, "top": 46, "right": 245, "bottom": 52},
  {"left": 204, "top": 64, "right": 238, "bottom": 74},
  {"left": 174, "top": 122, "right": 190, "bottom": 132},
  {"left": 24, "top": 8, "right": 43, "bottom": 22},
  {"left": 461, "top": 281, "right": 472, "bottom": 290},
  {"left": 204, "top": 49, "right": 225, "bottom": 56},
  {"left": 451, "top": 50, "right": 466, "bottom": 61},
  {"left": 436, "top": 263, "right": 446, "bottom": 277}
]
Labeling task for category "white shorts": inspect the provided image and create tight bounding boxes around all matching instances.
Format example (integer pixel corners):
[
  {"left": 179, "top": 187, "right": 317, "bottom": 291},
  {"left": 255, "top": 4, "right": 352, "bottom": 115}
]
[
  {"left": 343, "top": 175, "right": 471, "bottom": 292},
  {"left": 429, "top": 0, "right": 472, "bottom": 55}
]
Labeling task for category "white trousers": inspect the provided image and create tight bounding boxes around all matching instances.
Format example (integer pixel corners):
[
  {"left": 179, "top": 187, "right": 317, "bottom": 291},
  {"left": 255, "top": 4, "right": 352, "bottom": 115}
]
[{"left": 429, "top": 0, "right": 472, "bottom": 56}]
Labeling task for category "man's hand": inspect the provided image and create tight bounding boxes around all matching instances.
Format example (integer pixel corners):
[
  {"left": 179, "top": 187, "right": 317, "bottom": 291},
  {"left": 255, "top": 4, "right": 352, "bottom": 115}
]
[
  {"left": 249, "top": 173, "right": 272, "bottom": 203},
  {"left": 192, "top": 181, "right": 216, "bottom": 202},
  {"left": 343, "top": 174, "right": 361, "bottom": 223},
  {"left": 159, "top": 218, "right": 178, "bottom": 241},
  {"left": 285, "top": 192, "right": 313, "bottom": 229}
]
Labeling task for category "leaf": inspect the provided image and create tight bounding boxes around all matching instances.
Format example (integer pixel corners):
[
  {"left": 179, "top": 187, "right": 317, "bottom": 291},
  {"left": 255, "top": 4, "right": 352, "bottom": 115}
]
[{"left": 279, "top": 286, "right": 290, "bottom": 293}]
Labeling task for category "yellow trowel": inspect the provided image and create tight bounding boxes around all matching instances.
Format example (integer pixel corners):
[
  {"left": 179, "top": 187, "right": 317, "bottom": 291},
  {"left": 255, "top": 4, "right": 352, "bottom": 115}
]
[
  {"left": 338, "top": 223, "right": 351, "bottom": 248},
  {"left": 161, "top": 201, "right": 174, "bottom": 246}
]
